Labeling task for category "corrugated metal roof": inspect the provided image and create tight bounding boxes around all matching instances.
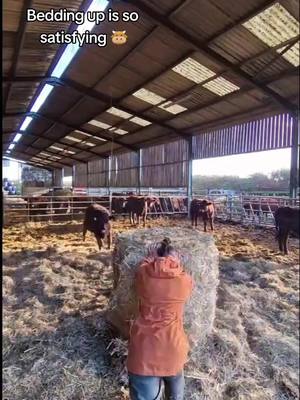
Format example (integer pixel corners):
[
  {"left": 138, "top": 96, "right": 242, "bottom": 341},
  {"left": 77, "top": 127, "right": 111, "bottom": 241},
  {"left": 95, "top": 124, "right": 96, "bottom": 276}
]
[
  {"left": 172, "top": 57, "right": 216, "bottom": 83},
  {"left": 243, "top": 3, "right": 299, "bottom": 47},
  {"left": 278, "top": 41, "right": 300, "bottom": 66},
  {"left": 133, "top": 88, "right": 166, "bottom": 105},
  {"left": 203, "top": 77, "right": 240, "bottom": 96}
]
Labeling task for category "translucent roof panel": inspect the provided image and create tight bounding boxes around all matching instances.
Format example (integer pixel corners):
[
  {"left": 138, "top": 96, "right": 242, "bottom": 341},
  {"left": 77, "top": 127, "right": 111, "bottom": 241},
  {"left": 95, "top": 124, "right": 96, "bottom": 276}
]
[
  {"left": 114, "top": 128, "right": 128, "bottom": 135},
  {"left": 130, "top": 116, "right": 152, "bottom": 126},
  {"left": 203, "top": 77, "right": 240, "bottom": 96},
  {"left": 243, "top": 3, "right": 299, "bottom": 47},
  {"left": 133, "top": 88, "right": 166, "bottom": 105},
  {"left": 107, "top": 107, "right": 132, "bottom": 119},
  {"left": 172, "top": 57, "right": 216, "bottom": 83},
  {"left": 65, "top": 135, "right": 82, "bottom": 142},
  {"left": 277, "top": 41, "right": 300, "bottom": 66},
  {"left": 88, "top": 120, "right": 112, "bottom": 129},
  {"left": 159, "top": 101, "right": 187, "bottom": 114}
]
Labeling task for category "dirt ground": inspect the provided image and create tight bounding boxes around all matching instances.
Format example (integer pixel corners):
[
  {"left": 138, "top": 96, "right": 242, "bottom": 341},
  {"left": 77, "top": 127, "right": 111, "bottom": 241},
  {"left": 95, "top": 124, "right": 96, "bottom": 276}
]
[{"left": 3, "top": 217, "right": 299, "bottom": 400}]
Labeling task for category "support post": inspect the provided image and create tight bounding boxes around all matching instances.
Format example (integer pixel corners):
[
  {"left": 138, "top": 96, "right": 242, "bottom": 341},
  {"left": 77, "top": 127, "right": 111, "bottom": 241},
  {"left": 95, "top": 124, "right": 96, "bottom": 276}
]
[
  {"left": 87, "top": 162, "right": 90, "bottom": 195},
  {"left": 289, "top": 115, "right": 299, "bottom": 199},
  {"left": 187, "top": 138, "right": 193, "bottom": 217},
  {"left": 108, "top": 156, "right": 112, "bottom": 212},
  {"left": 137, "top": 149, "right": 142, "bottom": 195}
]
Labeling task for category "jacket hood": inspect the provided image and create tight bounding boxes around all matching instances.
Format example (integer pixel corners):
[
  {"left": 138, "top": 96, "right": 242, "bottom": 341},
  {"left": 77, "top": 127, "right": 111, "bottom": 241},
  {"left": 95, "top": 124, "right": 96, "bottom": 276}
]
[{"left": 145, "top": 256, "right": 183, "bottom": 278}]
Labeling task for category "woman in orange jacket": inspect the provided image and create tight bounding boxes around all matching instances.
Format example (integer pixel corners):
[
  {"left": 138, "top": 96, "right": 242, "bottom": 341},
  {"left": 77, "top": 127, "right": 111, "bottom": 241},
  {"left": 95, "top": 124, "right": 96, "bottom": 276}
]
[{"left": 127, "top": 238, "right": 193, "bottom": 400}]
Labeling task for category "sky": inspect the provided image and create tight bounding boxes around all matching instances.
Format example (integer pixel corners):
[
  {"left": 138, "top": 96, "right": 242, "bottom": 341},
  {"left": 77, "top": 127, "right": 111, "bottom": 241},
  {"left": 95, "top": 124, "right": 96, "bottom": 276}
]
[
  {"left": 193, "top": 148, "right": 291, "bottom": 177},
  {"left": 3, "top": 160, "right": 21, "bottom": 181}
]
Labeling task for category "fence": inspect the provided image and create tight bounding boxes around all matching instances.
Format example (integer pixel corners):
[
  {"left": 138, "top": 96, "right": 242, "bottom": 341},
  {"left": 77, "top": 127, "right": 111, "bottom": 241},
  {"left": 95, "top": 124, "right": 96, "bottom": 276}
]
[{"left": 3, "top": 193, "right": 299, "bottom": 227}]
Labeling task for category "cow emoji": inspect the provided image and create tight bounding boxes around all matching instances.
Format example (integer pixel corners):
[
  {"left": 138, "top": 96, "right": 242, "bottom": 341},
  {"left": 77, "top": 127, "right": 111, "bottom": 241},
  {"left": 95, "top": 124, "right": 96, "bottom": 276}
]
[{"left": 111, "top": 30, "right": 128, "bottom": 45}]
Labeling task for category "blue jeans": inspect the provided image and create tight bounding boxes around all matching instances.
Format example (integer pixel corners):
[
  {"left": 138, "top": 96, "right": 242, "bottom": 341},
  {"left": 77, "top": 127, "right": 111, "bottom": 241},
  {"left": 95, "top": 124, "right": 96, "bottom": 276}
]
[{"left": 128, "top": 371, "right": 184, "bottom": 400}]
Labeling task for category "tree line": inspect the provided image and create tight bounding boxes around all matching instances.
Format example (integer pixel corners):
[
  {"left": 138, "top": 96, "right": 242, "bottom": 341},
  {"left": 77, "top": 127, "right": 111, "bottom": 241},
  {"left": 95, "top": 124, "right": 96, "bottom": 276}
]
[{"left": 193, "top": 169, "right": 290, "bottom": 192}]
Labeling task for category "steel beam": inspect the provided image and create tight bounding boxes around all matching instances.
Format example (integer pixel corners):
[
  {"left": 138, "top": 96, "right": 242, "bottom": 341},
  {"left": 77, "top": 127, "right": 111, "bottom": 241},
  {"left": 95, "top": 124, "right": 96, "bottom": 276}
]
[
  {"left": 126, "top": 0, "right": 297, "bottom": 115},
  {"left": 289, "top": 115, "right": 300, "bottom": 198},
  {"left": 4, "top": 0, "right": 33, "bottom": 112}
]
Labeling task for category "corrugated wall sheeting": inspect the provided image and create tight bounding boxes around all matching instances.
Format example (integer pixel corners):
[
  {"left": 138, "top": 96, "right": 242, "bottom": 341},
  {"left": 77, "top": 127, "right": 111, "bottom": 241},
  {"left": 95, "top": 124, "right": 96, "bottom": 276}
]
[
  {"left": 141, "top": 140, "right": 188, "bottom": 187},
  {"left": 88, "top": 159, "right": 108, "bottom": 187},
  {"left": 74, "top": 163, "right": 88, "bottom": 187},
  {"left": 192, "top": 113, "right": 294, "bottom": 159},
  {"left": 141, "top": 162, "right": 188, "bottom": 187},
  {"left": 110, "top": 152, "right": 138, "bottom": 187}
]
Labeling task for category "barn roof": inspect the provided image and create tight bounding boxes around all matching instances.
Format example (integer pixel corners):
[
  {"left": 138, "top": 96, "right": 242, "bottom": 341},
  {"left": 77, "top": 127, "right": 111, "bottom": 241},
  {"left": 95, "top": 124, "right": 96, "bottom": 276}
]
[{"left": 3, "top": 0, "right": 299, "bottom": 170}]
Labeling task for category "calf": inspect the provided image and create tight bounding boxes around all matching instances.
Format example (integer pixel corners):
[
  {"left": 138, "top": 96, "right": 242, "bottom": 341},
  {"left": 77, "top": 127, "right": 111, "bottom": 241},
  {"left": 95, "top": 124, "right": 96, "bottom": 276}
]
[
  {"left": 125, "top": 196, "right": 150, "bottom": 226},
  {"left": 274, "top": 206, "right": 299, "bottom": 255},
  {"left": 83, "top": 204, "right": 112, "bottom": 250},
  {"left": 190, "top": 199, "right": 215, "bottom": 232}
]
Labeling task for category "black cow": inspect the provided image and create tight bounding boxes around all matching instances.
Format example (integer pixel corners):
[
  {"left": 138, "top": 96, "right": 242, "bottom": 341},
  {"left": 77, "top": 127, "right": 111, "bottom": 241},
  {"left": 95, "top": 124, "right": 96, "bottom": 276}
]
[
  {"left": 274, "top": 206, "right": 299, "bottom": 254},
  {"left": 83, "top": 204, "right": 113, "bottom": 250}
]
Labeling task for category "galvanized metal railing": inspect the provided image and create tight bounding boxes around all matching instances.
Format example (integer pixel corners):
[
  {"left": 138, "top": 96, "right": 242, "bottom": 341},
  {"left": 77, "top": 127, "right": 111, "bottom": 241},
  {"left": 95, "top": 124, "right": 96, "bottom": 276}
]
[{"left": 3, "top": 193, "right": 299, "bottom": 227}]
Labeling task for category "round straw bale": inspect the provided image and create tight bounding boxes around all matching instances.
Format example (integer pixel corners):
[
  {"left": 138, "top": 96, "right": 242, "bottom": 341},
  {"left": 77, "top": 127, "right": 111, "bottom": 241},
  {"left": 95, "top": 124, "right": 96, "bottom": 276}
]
[{"left": 106, "top": 227, "right": 219, "bottom": 348}]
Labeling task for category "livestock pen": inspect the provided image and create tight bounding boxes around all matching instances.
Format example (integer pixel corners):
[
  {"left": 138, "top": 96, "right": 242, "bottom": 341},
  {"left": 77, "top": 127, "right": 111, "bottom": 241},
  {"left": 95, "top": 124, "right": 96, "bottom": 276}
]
[{"left": 2, "top": 0, "right": 299, "bottom": 399}]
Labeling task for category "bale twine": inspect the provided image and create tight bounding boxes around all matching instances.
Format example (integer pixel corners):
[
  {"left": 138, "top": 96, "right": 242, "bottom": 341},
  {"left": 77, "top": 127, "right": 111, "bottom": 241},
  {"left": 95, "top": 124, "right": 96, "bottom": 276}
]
[{"left": 106, "top": 227, "right": 219, "bottom": 348}]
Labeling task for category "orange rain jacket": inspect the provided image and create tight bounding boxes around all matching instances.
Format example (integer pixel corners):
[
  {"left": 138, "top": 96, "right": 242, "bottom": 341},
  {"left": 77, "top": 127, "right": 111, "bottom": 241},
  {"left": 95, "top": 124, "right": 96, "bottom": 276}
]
[{"left": 127, "top": 255, "right": 193, "bottom": 376}]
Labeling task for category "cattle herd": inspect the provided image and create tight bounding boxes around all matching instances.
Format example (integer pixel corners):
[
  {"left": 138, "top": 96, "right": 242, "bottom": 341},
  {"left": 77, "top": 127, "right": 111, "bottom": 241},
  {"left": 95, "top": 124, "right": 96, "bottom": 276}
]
[{"left": 5, "top": 189, "right": 299, "bottom": 255}]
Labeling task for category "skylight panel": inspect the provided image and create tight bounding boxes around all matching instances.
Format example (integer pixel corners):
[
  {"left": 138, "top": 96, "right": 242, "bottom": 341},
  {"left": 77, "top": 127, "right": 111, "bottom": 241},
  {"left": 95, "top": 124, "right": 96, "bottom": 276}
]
[
  {"left": 203, "top": 77, "right": 240, "bottom": 96},
  {"left": 172, "top": 57, "right": 216, "bottom": 83},
  {"left": 133, "top": 88, "right": 166, "bottom": 105},
  {"left": 107, "top": 107, "right": 132, "bottom": 119},
  {"left": 159, "top": 101, "right": 187, "bottom": 114},
  {"left": 50, "top": 145, "right": 64, "bottom": 151},
  {"left": 8, "top": 144, "right": 15, "bottom": 150},
  {"left": 130, "top": 116, "right": 152, "bottom": 126},
  {"left": 278, "top": 41, "right": 300, "bottom": 66},
  {"left": 30, "top": 84, "right": 54, "bottom": 112},
  {"left": 74, "top": 130, "right": 91, "bottom": 137},
  {"left": 14, "top": 133, "right": 22, "bottom": 143},
  {"left": 51, "top": 0, "right": 109, "bottom": 78},
  {"left": 65, "top": 135, "right": 82, "bottom": 143},
  {"left": 243, "top": 3, "right": 299, "bottom": 47},
  {"left": 115, "top": 129, "right": 128, "bottom": 135},
  {"left": 20, "top": 116, "right": 33, "bottom": 131},
  {"left": 89, "top": 120, "right": 112, "bottom": 129},
  {"left": 83, "top": 142, "right": 96, "bottom": 147}
]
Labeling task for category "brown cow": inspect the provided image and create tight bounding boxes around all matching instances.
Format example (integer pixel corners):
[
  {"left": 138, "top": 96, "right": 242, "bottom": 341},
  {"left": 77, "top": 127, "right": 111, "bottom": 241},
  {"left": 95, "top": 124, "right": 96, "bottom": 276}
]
[
  {"left": 274, "top": 206, "right": 299, "bottom": 255},
  {"left": 83, "top": 203, "right": 112, "bottom": 250},
  {"left": 190, "top": 199, "right": 215, "bottom": 232},
  {"left": 125, "top": 196, "right": 158, "bottom": 226}
]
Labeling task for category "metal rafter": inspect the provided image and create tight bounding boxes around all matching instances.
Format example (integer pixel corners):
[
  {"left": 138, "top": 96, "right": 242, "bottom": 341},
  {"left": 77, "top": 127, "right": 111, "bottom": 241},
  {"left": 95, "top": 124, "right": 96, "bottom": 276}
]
[
  {"left": 5, "top": 111, "right": 137, "bottom": 153},
  {"left": 23, "top": 129, "right": 107, "bottom": 159},
  {"left": 126, "top": 0, "right": 298, "bottom": 114},
  {"left": 205, "top": 0, "right": 278, "bottom": 45},
  {"left": 4, "top": 0, "right": 33, "bottom": 113},
  {"left": 4, "top": 130, "right": 105, "bottom": 163}
]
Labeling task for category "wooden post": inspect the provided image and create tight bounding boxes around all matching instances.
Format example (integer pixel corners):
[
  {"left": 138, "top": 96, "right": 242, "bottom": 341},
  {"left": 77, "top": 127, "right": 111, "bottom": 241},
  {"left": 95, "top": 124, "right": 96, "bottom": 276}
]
[
  {"left": 289, "top": 115, "right": 299, "bottom": 199},
  {"left": 137, "top": 149, "right": 142, "bottom": 195},
  {"left": 187, "top": 138, "right": 193, "bottom": 217}
]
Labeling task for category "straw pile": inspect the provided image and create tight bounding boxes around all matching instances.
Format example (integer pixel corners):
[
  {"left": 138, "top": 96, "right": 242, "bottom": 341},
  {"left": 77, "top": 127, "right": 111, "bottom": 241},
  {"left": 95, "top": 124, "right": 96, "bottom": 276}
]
[{"left": 106, "top": 227, "right": 219, "bottom": 347}]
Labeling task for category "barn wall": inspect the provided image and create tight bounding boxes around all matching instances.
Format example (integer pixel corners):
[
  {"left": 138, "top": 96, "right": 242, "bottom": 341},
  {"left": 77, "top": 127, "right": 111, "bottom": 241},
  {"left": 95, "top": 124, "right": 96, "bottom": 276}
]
[
  {"left": 141, "top": 140, "right": 188, "bottom": 187},
  {"left": 88, "top": 159, "right": 108, "bottom": 187},
  {"left": 192, "top": 113, "right": 294, "bottom": 159},
  {"left": 110, "top": 152, "right": 138, "bottom": 187},
  {"left": 74, "top": 163, "right": 88, "bottom": 187}
]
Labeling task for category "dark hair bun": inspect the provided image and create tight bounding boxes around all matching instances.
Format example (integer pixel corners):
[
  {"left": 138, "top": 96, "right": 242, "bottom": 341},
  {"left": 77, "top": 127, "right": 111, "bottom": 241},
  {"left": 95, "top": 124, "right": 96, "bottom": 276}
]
[{"left": 162, "top": 237, "right": 171, "bottom": 246}]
